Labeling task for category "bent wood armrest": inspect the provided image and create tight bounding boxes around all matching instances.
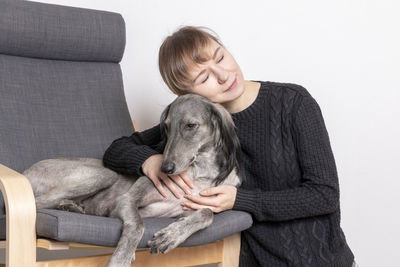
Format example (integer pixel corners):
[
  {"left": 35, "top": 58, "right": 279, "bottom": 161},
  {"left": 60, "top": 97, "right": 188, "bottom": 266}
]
[
  {"left": 132, "top": 119, "right": 139, "bottom": 131},
  {"left": 0, "top": 163, "right": 36, "bottom": 266}
]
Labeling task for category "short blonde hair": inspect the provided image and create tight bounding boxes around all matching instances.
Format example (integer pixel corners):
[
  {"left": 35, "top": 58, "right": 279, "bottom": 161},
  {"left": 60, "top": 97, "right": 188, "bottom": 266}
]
[{"left": 158, "top": 26, "right": 223, "bottom": 95}]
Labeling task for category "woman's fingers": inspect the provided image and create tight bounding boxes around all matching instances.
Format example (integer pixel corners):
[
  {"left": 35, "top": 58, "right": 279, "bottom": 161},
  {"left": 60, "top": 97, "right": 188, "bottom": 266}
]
[
  {"left": 159, "top": 173, "right": 182, "bottom": 198},
  {"left": 179, "top": 172, "right": 195, "bottom": 189},
  {"left": 181, "top": 201, "right": 217, "bottom": 212},
  {"left": 148, "top": 175, "right": 168, "bottom": 198},
  {"left": 170, "top": 174, "right": 192, "bottom": 195},
  {"left": 144, "top": 162, "right": 194, "bottom": 199},
  {"left": 184, "top": 194, "right": 219, "bottom": 206}
]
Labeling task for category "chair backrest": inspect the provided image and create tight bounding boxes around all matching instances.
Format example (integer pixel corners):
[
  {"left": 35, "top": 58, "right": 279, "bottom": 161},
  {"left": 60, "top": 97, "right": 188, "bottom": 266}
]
[{"left": 0, "top": 0, "right": 134, "bottom": 174}]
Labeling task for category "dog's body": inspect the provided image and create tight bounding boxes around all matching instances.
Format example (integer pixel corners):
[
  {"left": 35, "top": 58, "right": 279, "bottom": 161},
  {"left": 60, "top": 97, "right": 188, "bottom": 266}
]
[{"left": 23, "top": 94, "right": 244, "bottom": 267}]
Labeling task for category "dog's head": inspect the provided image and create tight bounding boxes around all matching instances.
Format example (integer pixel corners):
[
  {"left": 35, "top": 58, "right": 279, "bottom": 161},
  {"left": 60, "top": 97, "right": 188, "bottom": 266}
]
[{"left": 159, "top": 93, "right": 244, "bottom": 186}]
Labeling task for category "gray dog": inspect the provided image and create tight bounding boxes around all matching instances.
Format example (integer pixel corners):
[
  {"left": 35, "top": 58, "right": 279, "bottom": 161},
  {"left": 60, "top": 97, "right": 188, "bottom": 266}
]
[{"left": 23, "top": 93, "right": 244, "bottom": 267}]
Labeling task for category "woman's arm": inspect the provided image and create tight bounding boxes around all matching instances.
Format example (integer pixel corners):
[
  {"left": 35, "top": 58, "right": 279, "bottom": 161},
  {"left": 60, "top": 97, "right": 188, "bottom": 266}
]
[
  {"left": 103, "top": 124, "right": 163, "bottom": 176},
  {"left": 232, "top": 95, "right": 340, "bottom": 222}
]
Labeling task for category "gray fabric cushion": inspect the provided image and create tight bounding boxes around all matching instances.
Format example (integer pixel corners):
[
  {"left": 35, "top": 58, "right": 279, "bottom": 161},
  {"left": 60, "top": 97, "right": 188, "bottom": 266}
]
[
  {"left": 0, "top": 0, "right": 125, "bottom": 62},
  {"left": 31, "top": 209, "right": 252, "bottom": 247},
  {"left": 0, "top": 54, "right": 133, "bottom": 175},
  {"left": 0, "top": 0, "right": 130, "bottom": 215},
  {"left": 0, "top": 53, "right": 133, "bottom": 215}
]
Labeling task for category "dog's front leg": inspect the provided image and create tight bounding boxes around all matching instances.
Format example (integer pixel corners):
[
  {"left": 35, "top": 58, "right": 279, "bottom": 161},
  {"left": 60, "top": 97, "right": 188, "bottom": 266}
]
[
  {"left": 106, "top": 176, "right": 151, "bottom": 267},
  {"left": 148, "top": 208, "right": 214, "bottom": 254},
  {"left": 107, "top": 202, "right": 144, "bottom": 267}
]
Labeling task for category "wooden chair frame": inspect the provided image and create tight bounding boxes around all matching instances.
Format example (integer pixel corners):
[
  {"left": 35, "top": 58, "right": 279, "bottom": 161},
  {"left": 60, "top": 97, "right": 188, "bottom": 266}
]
[{"left": 0, "top": 120, "right": 241, "bottom": 266}]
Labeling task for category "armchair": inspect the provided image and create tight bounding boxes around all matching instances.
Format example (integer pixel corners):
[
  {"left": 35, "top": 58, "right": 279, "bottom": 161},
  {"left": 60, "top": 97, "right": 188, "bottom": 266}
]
[{"left": 0, "top": 0, "right": 252, "bottom": 266}]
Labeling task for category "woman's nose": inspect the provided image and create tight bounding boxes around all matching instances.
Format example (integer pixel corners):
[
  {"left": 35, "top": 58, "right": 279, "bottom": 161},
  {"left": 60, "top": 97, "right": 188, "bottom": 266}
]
[{"left": 213, "top": 66, "right": 229, "bottom": 84}]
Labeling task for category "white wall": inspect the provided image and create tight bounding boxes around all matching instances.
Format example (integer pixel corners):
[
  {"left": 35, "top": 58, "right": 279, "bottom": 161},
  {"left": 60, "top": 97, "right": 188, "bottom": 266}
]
[{"left": 27, "top": 1, "right": 400, "bottom": 266}]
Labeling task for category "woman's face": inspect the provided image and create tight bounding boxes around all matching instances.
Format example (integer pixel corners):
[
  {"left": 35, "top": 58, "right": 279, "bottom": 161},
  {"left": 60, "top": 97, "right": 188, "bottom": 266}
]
[{"left": 186, "top": 40, "right": 245, "bottom": 104}]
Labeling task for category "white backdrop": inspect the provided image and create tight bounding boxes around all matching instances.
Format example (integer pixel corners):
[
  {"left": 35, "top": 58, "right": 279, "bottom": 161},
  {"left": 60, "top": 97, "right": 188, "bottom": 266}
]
[{"left": 26, "top": 1, "right": 400, "bottom": 266}]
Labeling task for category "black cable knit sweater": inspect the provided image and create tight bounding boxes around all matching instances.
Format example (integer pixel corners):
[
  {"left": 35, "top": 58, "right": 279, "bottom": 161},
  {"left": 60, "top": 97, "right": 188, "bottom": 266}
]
[{"left": 103, "top": 81, "right": 354, "bottom": 267}]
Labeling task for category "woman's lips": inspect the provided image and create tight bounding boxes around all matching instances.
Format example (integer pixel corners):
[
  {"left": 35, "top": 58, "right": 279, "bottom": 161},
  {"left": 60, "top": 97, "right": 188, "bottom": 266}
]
[{"left": 225, "top": 78, "right": 237, "bottom": 92}]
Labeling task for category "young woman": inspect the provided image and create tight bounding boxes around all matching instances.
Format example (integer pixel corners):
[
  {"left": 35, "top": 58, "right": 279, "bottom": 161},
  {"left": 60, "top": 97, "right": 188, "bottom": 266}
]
[{"left": 103, "top": 26, "right": 355, "bottom": 267}]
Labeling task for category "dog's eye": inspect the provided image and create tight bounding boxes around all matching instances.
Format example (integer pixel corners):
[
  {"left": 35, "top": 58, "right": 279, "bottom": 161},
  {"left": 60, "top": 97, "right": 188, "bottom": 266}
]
[{"left": 185, "top": 123, "right": 197, "bottom": 130}]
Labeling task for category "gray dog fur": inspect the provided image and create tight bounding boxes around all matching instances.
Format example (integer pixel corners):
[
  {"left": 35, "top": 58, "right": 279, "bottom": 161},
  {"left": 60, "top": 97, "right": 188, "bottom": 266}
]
[{"left": 23, "top": 93, "right": 244, "bottom": 267}]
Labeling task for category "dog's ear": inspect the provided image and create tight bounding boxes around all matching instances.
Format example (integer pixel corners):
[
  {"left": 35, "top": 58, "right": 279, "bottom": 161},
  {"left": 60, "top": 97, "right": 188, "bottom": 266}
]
[
  {"left": 157, "top": 103, "right": 171, "bottom": 152},
  {"left": 208, "top": 102, "right": 245, "bottom": 186}
]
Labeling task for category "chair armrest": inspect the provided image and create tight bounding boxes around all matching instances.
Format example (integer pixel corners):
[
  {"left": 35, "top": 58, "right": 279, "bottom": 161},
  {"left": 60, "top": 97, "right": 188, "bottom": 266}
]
[
  {"left": 0, "top": 163, "right": 36, "bottom": 266},
  {"left": 132, "top": 119, "right": 139, "bottom": 131}
]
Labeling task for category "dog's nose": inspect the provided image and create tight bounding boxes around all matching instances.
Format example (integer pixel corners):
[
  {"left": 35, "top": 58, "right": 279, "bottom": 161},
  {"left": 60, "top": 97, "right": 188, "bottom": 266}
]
[{"left": 161, "top": 162, "right": 175, "bottom": 174}]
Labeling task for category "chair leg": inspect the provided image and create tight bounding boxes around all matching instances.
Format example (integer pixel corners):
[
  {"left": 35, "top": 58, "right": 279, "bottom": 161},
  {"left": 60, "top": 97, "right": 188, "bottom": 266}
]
[{"left": 217, "top": 232, "right": 241, "bottom": 267}]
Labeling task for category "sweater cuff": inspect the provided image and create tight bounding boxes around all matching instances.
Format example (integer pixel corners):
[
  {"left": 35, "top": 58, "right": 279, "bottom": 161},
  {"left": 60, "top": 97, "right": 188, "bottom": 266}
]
[{"left": 232, "top": 188, "right": 258, "bottom": 213}]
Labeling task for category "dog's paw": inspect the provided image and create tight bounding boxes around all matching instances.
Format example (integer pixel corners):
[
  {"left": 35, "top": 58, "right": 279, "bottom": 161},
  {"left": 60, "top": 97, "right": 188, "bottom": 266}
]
[
  {"left": 106, "top": 258, "right": 132, "bottom": 267},
  {"left": 147, "top": 226, "right": 183, "bottom": 254},
  {"left": 106, "top": 249, "right": 135, "bottom": 267},
  {"left": 58, "top": 199, "right": 85, "bottom": 214}
]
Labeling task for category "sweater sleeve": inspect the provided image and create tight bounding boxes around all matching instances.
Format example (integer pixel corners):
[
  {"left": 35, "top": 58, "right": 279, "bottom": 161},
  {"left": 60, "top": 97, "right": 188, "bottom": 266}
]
[
  {"left": 103, "top": 124, "right": 163, "bottom": 176},
  {"left": 232, "top": 95, "right": 340, "bottom": 222}
]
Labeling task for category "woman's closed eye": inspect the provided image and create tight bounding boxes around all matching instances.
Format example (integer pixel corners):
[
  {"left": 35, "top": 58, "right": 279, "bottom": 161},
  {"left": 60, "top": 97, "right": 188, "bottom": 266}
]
[{"left": 200, "top": 54, "right": 224, "bottom": 84}]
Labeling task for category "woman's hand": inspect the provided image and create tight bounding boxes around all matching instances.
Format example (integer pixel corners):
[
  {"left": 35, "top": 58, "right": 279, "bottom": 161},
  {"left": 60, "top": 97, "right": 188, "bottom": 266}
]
[
  {"left": 181, "top": 185, "right": 237, "bottom": 213},
  {"left": 142, "top": 154, "right": 195, "bottom": 199}
]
